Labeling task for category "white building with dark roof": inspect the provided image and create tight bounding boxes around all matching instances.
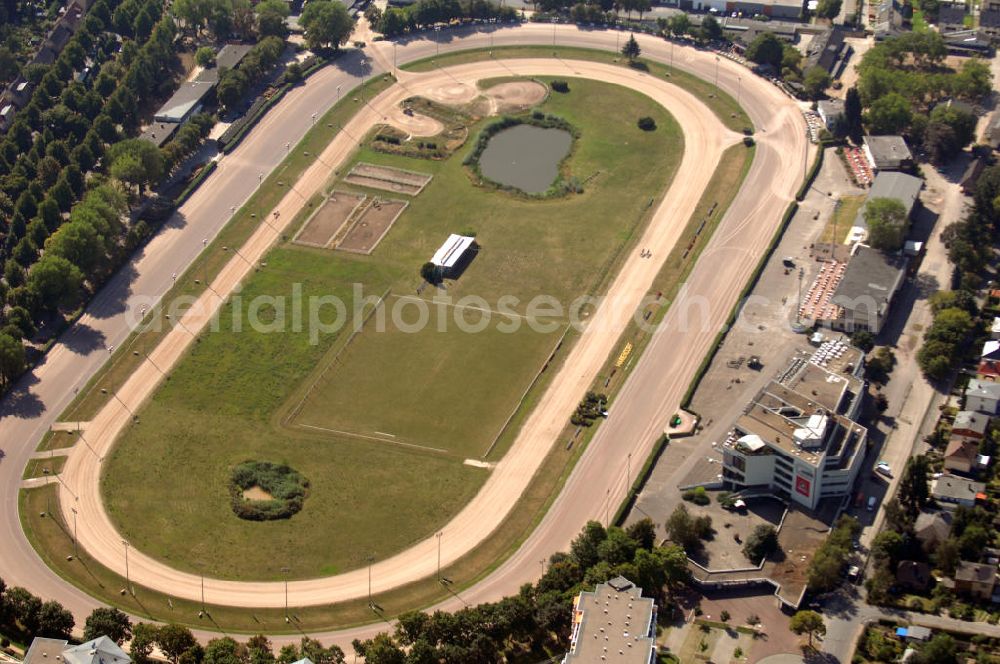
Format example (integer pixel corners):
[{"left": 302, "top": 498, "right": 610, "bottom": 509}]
[{"left": 430, "top": 234, "right": 478, "bottom": 279}]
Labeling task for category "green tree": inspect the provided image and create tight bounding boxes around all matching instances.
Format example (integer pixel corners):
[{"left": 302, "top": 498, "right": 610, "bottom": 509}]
[
  {"left": 247, "top": 636, "right": 276, "bottom": 664},
  {"left": 0, "top": 46, "right": 19, "bottom": 82},
  {"left": 933, "top": 537, "right": 961, "bottom": 574},
  {"left": 864, "top": 197, "right": 908, "bottom": 251},
  {"left": 803, "top": 66, "right": 832, "bottom": 99},
  {"left": 130, "top": 623, "right": 159, "bottom": 664},
  {"left": 621, "top": 34, "right": 641, "bottom": 62},
  {"left": 0, "top": 333, "right": 26, "bottom": 388},
  {"left": 4, "top": 587, "right": 42, "bottom": 634},
  {"left": 26, "top": 255, "right": 84, "bottom": 311},
  {"left": 300, "top": 0, "right": 354, "bottom": 51},
  {"left": 700, "top": 15, "right": 722, "bottom": 41},
  {"left": 203, "top": 638, "right": 247, "bottom": 664},
  {"left": 870, "top": 530, "right": 905, "bottom": 565},
  {"left": 216, "top": 68, "right": 248, "bottom": 109},
  {"left": 742, "top": 524, "right": 778, "bottom": 564},
  {"left": 36, "top": 601, "right": 74, "bottom": 640},
  {"left": 257, "top": 0, "right": 290, "bottom": 37},
  {"left": 157, "top": 624, "right": 197, "bottom": 664},
  {"left": 914, "top": 634, "right": 957, "bottom": 664},
  {"left": 746, "top": 32, "right": 784, "bottom": 69},
  {"left": 666, "top": 12, "right": 690, "bottom": 36},
  {"left": 195, "top": 46, "right": 217, "bottom": 67},
  {"left": 84, "top": 607, "right": 133, "bottom": 645},
  {"left": 625, "top": 518, "right": 657, "bottom": 550},
  {"left": 107, "top": 139, "right": 164, "bottom": 193},
  {"left": 665, "top": 504, "right": 712, "bottom": 552},
  {"left": 815, "top": 0, "right": 842, "bottom": 18},
  {"left": 898, "top": 455, "right": 930, "bottom": 515},
  {"left": 865, "top": 92, "right": 913, "bottom": 134},
  {"left": 789, "top": 610, "right": 826, "bottom": 648},
  {"left": 570, "top": 520, "right": 607, "bottom": 569}
]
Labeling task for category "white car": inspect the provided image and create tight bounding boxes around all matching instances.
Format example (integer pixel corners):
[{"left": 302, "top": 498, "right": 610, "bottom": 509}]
[{"left": 875, "top": 462, "right": 891, "bottom": 478}]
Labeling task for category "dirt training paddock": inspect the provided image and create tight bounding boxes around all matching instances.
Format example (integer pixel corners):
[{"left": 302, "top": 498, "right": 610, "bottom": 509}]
[
  {"left": 293, "top": 192, "right": 366, "bottom": 248},
  {"left": 337, "top": 198, "right": 409, "bottom": 255},
  {"left": 344, "top": 162, "right": 433, "bottom": 196}
]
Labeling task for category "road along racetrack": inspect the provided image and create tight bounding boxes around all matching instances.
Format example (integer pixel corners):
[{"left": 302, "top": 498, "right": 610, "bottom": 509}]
[{"left": 6, "top": 25, "right": 810, "bottom": 645}]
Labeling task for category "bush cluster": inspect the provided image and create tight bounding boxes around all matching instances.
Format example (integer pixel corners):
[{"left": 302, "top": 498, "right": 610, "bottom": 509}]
[
  {"left": 229, "top": 461, "right": 309, "bottom": 521},
  {"left": 571, "top": 391, "right": 607, "bottom": 427},
  {"left": 637, "top": 116, "right": 656, "bottom": 131},
  {"left": 550, "top": 80, "right": 570, "bottom": 93}
]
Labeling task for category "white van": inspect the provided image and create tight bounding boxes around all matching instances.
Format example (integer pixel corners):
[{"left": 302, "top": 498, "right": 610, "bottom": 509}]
[{"left": 867, "top": 496, "right": 877, "bottom": 512}]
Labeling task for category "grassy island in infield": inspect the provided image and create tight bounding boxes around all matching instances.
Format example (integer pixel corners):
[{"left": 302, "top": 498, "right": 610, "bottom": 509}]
[{"left": 99, "top": 77, "right": 685, "bottom": 581}]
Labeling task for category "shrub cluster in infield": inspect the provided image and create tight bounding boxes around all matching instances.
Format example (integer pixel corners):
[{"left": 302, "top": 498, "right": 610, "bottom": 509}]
[{"left": 229, "top": 461, "right": 309, "bottom": 521}]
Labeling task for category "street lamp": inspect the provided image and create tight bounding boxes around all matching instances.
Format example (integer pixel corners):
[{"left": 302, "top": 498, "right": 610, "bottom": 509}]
[
  {"left": 737, "top": 75, "right": 742, "bottom": 106},
  {"left": 100, "top": 388, "right": 135, "bottom": 420},
  {"left": 714, "top": 55, "right": 720, "bottom": 90},
  {"left": 281, "top": 566, "right": 290, "bottom": 622},
  {"left": 134, "top": 350, "right": 165, "bottom": 376},
  {"left": 366, "top": 553, "right": 375, "bottom": 610},
  {"left": 222, "top": 245, "right": 257, "bottom": 270},
  {"left": 122, "top": 539, "right": 132, "bottom": 596},
  {"left": 164, "top": 314, "right": 196, "bottom": 338},
  {"left": 70, "top": 507, "right": 78, "bottom": 558},
  {"left": 436, "top": 532, "right": 442, "bottom": 582}
]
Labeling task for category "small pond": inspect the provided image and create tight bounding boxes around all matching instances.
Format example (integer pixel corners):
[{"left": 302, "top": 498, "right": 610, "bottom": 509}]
[{"left": 477, "top": 124, "right": 573, "bottom": 194}]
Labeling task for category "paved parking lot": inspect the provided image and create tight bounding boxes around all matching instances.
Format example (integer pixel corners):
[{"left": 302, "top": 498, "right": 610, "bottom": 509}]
[{"left": 684, "top": 497, "right": 786, "bottom": 570}]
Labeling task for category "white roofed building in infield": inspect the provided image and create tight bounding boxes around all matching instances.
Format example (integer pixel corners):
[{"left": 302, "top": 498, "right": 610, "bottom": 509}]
[{"left": 430, "top": 234, "right": 478, "bottom": 278}]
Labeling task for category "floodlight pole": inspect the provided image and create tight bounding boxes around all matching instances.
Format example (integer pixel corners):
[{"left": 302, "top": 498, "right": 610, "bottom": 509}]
[
  {"left": 70, "top": 507, "right": 78, "bottom": 558},
  {"left": 714, "top": 55, "right": 720, "bottom": 90},
  {"left": 436, "top": 532, "right": 442, "bottom": 582},
  {"left": 281, "top": 566, "right": 290, "bottom": 622},
  {"left": 796, "top": 268, "right": 804, "bottom": 325},
  {"left": 123, "top": 540, "right": 132, "bottom": 596}
]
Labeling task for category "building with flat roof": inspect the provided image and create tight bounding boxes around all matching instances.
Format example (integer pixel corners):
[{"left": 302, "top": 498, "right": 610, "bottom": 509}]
[
  {"left": 563, "top": 576, "right": 656, "bottom": 664},
  {"left": 939, "top": 3, "right": 970, "bottom": 31},
  {"left": 863, "top": 135, "right": 914, "bottom": 172},
  {"left": 817, "top": 99, "right": 845, "bottom": 130},
  {"left": 430, "top": 234, "right": 478, "bottom": 279},
  {"left": 153, "top": 81, "right": 215, "bottom": 124},
  {"left": 721, "top": 341, "right": 868, "bottom": 510},
  {"left": 967, "top": 378, "right": 1000, "bottom": 415},
  {"left": 139, "top": 120, "right": 181, "bottom": 148},
  {"left": 805, "top": 28, "right": 851, "bottom": 76},
  {"left": 827, "top": 244, "right": 908, "bottom": 335},
  {"left": 195, "top": 43, "right": 255, "bottom": 84}
]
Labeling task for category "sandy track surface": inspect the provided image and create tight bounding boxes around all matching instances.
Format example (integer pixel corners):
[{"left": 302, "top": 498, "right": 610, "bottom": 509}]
[
  {"left": 483, "top": 80, "right": 548, "bottom": 113},
  {"left": 382, "top": 107, "right": 443, "bottom": 137},
  {"left": 58, "top": 58, "right": 743, "bottom": 607}
]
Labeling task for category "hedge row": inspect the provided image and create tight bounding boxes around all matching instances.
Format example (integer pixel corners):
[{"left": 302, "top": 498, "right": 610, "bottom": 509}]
[
  {"left": 612, "top": 435, "right": 669, "bottom": 526},
  {"left": 679, "top": 201, "right": 799, "bottom": 410},
  {"left": 795, "top": 147, "right": 824, "bottom": 201},
  {"left": 174, "top": 161, "right": 218, "bottom": 207}
]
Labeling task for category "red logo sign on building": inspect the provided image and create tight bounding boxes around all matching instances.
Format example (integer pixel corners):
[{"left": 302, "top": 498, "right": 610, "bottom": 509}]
[{"left": 795, "top": 475, "right": 811, "bottom": 497}]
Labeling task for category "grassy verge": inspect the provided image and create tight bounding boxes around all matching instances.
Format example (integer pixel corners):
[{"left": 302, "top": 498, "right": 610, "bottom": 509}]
[
  {"left": 22, "top": 456, "right": 67, "bottom": 480},
  {"left": 401, "top": 46, "right": 752, "bottom": 133},
  {"left": 821, "top": 194, "right": 865, "bottom": 244}
]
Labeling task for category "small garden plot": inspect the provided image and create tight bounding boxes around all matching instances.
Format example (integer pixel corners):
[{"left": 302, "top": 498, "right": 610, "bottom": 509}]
[
  {"left": 337, "top": 197, "right": 409, "bottom": 255},
  {"left": 344, "top": 162, "right": 433, "bottom": 196},
  {"left": 293, "top": 191, "right": 366, "bottom": 248}
]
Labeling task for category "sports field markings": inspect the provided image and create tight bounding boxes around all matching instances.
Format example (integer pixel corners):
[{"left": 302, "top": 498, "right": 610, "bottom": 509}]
[
  {"left": 390, "top": 294, "right": 565, "bottom": 323},
  {"left": 297, "top": 424, "right": 450, "bottom": 455}
]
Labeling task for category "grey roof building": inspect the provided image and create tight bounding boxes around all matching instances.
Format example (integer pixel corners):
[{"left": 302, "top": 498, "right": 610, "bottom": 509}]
[
  {"left": 153, "top": 81, "right": 215, "bottom": 123},
  {"left": 863, "top": 135, "right": 914, "bottom": 172},
  {"left": 139, "top": 120, "right": 181, "bottom": 148},
  {"left": 828, "top": 244, "right": 908, "bottom": 335},
  {"left": 939, "top": 3, "right": 969, "bottom": 31},
  {"left": 25, "top": 637, "right": 130, "bottom": 664},
  {"left": 914, "top": 510, "right": 953, "bottom": 548},
  {"left": 953, "top": 409, "right": 990, "bottom": 438},
  {"left": 817, "top": 99, "right": 845, "bottom": 130},
  {"left": 967, "top": 378, "right": 1000, "bottom": 415},
  {"left": 852, "top": 171, "right": 923, "bottom": 234},
  {"left": 194, "top": 43, "right": 254, "bottom": 84},
  {"left": 931, "top": 474, "right": 985, "bottom": 507},
  {"left": 564, "top": 577, "right": 657, "bottom": 664},
  {"left": 805, "top": 28, "right": 850, "bottom": 75}
]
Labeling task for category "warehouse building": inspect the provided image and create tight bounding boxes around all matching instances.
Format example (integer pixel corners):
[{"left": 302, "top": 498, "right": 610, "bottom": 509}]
[
  {"left": 863, "top": 135, "right": 914, "bottom": 172},
  {"left": 847, "top": 171, "right": 923, "bottom": 246},
  {"left": 429, "top": 234, "right": 478, "bottom": 279}
]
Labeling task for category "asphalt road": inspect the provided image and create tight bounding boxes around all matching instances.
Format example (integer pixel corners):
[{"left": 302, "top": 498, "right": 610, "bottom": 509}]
[{"left": 0, "top": 23, "right": 808, "bottom": 648}]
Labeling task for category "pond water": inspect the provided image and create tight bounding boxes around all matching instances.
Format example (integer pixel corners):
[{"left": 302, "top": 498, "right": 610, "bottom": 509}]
[{"left": 478, "top": 124, "right": 573, "bottom": 194}]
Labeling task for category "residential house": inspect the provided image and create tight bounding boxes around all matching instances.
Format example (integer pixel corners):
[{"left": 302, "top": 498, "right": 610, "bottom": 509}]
[
  {"left": 952, "top": 410, "right": 989, "bottom": 442},
  {"left": 967, "top": 378, "right": 1000, "bottom": 415},
  {"left": 931, "top": 474, "right": 986, "bottom": 508},
  {"left": 980, "top": 339, "right": 1000, "bottom": 379},
  {"left": 944, "top": 438, "right": 981, "bottom": 474},
  {"left": 914, "top": 510, "right": 953, "bottom": 550},
  {"left": 896, "top": 561, "right": 933, "bottom": 592},
  {"left": 955, "top": 560, "right": 997, "bottom": 601}
]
